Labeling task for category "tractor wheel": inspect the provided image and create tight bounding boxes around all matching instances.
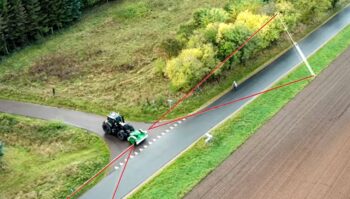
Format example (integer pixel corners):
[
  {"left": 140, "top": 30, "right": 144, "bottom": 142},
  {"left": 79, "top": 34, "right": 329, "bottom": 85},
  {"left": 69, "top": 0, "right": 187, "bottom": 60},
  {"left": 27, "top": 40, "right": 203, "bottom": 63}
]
[
  {"left": 117, "top": 130, "right": 128, "bottom": 141},
  {"left": 102, "top": 122, "right": 111, "bottom": 134}
]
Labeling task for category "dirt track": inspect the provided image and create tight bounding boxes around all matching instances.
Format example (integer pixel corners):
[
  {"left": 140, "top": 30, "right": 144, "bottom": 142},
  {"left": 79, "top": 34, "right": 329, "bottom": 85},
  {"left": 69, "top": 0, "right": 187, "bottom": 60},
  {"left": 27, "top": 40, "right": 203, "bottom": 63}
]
[{"left": 186, "top": 47, "right": 350, "bottom": 199}]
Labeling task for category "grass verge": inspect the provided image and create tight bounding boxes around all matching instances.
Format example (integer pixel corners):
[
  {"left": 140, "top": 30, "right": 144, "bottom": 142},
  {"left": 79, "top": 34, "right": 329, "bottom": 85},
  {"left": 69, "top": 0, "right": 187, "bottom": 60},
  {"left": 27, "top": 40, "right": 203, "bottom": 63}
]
[
  {"left": 0, "top": 113, "right": 110, "bottom": 199},
  {"left": 129, "top": 24, "right": 350, "bottom": 199}
]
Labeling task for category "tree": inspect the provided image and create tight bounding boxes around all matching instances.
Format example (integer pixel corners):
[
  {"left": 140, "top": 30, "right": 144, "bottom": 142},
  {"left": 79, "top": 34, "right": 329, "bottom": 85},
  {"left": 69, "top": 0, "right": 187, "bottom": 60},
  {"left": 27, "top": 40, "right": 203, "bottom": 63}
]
[
  {"left": 294, "top": 0, "right": 332, "bottom": 22},
  {"left": 0, "top": 13, "right": 9, "bottom": 55},
  {"left": 165, "top": 44, "right": 216, "bottom": 91},
  {"left": 5, "top": 0, "right": 28, "bottom": 48},
  {"left": 217, "top": 23, "right": 257, "bottom": 67},
  {"left": 24, "top": 0, "right": 42, "bottom": 40}
]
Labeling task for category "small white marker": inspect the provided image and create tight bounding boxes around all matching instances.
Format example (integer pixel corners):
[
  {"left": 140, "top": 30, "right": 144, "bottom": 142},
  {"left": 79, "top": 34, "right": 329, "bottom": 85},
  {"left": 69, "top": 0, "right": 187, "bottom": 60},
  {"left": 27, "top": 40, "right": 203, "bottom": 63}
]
[
  {"left": 143, "top": 145, "right": 148, "bottom": 149},
  {"left": 152, "top": 138, "right": 157, "bottom": 142},
  {"left": 148, "top": 141, "right": 153, "bottom": 145},
  {"left": 174, "top": 123, "right": 178, "bottom": 127},
  {"left": 139, "top": 148, "right": 144, "bottom": 152},
  {"left": 130, "top": 155, "right": 134, "bottom": 159},
  {"left": 134, "top": 152, "right": 138, "bottom": 155},
  {"left": 124, "top": 159, "right": 127, "bottom": 162},
  {"left": 170, "top": 126, "right": 174, "bottom": 129},
  {"left": 114, "top": 166, "right": 119, "bottom": 170},
  {"left": 166, "top": 129, "right": 170, "bottom": 133},
  {"left": 178, "top": 121, "right": 182, "bottom": 124},
  {"left": 119, "top": 162, "right": 124, "bottom": 166},
  {"left": 161, "top": 132, "right": 165, "bottom": 135},
  {"left": 157, "top": 135, "right": 161, "bottom": 138},
  {"left": 183, "top": 118, "right": 186, "bottom": 121}
]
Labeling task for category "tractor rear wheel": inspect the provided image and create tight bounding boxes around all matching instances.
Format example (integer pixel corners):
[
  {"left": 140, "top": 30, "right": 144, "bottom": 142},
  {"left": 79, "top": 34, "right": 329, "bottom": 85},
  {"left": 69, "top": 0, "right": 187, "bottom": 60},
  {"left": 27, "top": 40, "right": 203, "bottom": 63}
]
[
  {"left": 117, "top": 130, "right": 128, "bottom": 141},
  {"left": 102, "top": 122, "right": 111, "bottom": 134}
]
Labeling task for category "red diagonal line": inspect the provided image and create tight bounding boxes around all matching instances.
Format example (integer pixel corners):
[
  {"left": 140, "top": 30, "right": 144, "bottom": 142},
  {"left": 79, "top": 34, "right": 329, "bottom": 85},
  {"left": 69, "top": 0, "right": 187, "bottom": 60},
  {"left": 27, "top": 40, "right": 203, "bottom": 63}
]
[
  {"left": 111, "top": 145, "right": 134, "bottom": 199},
  {"left": 66, "top": 145, "right": 134, "bottom": 199},
  {"left": 151, "top": 75, "right": 314, "bottom": 129},
  {"left": 148, "top": 14, "right": 278, "bottom": 130}
]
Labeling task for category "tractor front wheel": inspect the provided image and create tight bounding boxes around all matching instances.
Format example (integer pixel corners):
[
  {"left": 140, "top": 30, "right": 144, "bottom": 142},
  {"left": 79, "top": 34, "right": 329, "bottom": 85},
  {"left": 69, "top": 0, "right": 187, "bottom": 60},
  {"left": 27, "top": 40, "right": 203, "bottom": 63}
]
[{"left": 102, "top": 121, "right": 111, "bottom": 134}]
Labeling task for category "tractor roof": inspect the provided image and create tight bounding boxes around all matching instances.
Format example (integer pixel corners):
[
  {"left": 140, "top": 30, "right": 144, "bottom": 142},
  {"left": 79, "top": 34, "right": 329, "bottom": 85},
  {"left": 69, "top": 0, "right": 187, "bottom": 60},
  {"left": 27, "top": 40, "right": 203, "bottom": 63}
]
[{"left": 108, "top": 112, "right": 122, "bottom": 120}]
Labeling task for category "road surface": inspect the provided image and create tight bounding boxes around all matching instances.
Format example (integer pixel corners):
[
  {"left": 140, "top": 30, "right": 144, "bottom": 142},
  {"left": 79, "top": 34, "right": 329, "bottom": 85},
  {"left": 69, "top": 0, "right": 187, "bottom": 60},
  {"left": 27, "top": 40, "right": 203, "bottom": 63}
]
[{"left": 186, "top": 44, "right": 350, "bottom": 199}]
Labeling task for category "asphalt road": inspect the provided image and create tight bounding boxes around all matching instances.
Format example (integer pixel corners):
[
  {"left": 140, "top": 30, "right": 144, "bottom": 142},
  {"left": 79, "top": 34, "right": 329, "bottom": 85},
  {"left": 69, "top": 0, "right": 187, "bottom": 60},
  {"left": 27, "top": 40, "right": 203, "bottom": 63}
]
[
  {"left": 186, "top": 43, "right": 350, "bottom": 199},
  {"left": 1, "top": 6, "right": 350, "bottom": 199}
]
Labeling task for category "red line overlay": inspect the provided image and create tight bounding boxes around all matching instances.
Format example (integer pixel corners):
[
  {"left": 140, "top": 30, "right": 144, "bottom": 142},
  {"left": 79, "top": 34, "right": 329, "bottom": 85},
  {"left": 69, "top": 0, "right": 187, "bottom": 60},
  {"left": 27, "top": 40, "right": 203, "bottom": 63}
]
[
  {"left": 66, "top": 145, "right": 135, "bottom": 199},
  {"left": 112, "top": 145, "right": 134, "bottom": 199},
  {"left": 148, "top": 14, "right": 278, "bottom": 130},
  {"left": 152, "top": 75, "right": 314, "bottom": 129}
]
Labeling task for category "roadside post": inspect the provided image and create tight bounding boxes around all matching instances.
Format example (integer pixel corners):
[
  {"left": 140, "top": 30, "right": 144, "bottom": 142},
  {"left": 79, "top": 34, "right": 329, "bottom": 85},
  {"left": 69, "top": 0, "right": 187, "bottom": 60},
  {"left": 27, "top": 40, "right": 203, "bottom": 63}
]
[
  {"left": 167, "top": 99, "right": 174, "bottom": 108},
  {"left": 204, "top": 133, "right": 213, "bottom": 144},
  {"left": 232, "top": 81, "right": 238, "bottom": 91}
]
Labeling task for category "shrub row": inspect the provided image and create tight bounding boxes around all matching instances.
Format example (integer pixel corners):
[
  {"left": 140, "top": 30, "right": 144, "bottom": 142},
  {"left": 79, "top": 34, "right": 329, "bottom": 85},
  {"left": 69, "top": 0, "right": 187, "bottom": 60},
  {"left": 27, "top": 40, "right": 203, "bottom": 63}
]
[{"left": 162, "top": 0, "right": 339, "bottom": 91}]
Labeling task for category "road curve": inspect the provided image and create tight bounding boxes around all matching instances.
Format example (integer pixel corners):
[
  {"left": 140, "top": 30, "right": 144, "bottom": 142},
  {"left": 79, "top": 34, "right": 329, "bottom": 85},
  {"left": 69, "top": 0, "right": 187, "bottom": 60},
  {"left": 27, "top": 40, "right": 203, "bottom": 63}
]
[
  {"left": 0, "top": 100, "right": 149, "bottom": 158},
  {"left": 1, "top": 6, "right": 350, "bottom": 199}
]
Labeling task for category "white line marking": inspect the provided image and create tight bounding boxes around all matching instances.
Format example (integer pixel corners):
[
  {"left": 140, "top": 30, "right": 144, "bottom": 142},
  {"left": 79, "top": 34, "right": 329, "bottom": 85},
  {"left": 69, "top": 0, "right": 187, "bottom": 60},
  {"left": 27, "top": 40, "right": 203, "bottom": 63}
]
[
  {"left": 170, "top": 126, "right": 174, "bottom": 129},
  {"left": 152, "top": 138, "right": 157, "bottom": 142},
  {"left": 165, "top": 129, "right": 170, "bottom": 133},
  {"left": 139, "top": 148, "right": 144, "bottom": 152},
  {"left": 148, "top": 141, "right": 153, "bottom": 145},
  {"left": 130, "top": 155, "right": 134, "bottom": 159},
  {"left": 134, "top": 152, "right": 138, "bottom": 155},
  {"left": 119, "top": 162, "right": 124, "bottom": 166},
  {"left": 178, "top": 121, "right": 182, "bottom": 124},
  {"left": 114, "top": 166, "right": 119, "bottom": 170},
  {"left": 143, "top": 145, "right": 148, "bottom": 149}
]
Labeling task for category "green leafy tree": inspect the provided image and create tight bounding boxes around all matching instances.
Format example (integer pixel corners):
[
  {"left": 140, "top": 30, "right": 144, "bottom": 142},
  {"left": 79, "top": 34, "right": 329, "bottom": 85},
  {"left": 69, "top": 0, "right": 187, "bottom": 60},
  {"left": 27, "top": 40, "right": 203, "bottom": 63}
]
[
  {"left": 295, "top": 0, "right": 332, "bottom": 22},
  {"left": 217, "top": 23, "right": 257, "bottom": 67},
  {"left": 165, "top": 44, "right": 216, "bottom": 91}
]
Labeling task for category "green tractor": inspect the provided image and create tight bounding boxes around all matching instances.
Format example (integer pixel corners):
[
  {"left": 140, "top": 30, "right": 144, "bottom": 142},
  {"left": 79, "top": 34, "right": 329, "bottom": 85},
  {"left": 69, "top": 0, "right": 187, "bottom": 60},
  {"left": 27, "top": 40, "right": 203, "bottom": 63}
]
[{"left": 102, "top": 112, "right": 148, "bottom": 145}]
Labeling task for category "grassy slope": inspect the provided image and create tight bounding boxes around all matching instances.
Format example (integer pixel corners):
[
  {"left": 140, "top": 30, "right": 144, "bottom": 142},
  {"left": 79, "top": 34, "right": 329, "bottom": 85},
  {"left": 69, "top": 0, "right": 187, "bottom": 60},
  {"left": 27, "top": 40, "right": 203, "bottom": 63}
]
[
  {"left": 0, "top": 1, "right": 348, "bottom": 121},
  {"left": 0, "top": 113, "right": 109, "bottom": 199},
  {"left": 129, "top": 25, "right": 350, "bottom": 199}
]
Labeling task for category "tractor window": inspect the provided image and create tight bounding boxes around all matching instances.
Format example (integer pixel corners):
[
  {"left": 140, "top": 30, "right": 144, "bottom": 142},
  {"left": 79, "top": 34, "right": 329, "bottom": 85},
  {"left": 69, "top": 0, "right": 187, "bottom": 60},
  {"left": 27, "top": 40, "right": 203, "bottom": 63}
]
[{"left": 107, "top": 117, "right": 115, "bottom": 124}]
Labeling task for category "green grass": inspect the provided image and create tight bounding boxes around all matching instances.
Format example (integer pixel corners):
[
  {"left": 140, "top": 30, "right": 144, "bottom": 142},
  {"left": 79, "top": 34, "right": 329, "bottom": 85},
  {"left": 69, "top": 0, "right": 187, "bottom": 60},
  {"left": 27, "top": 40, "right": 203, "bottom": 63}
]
[
  {"left": 129, "top": 24, "right": 350, "bottom": 199},
  {"left": 0, "top": 1, "right": 348, "bottom": 121},
  {"left": 0, "top": 113, "right": 110, "bottom": 199}
]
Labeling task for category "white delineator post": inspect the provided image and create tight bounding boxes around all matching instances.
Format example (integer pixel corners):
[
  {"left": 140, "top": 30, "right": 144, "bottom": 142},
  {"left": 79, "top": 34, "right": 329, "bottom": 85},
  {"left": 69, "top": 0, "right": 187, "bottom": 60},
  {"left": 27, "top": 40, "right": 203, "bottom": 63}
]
[{"left": 277, "top": 13, "right": 316, "bottom": 77}]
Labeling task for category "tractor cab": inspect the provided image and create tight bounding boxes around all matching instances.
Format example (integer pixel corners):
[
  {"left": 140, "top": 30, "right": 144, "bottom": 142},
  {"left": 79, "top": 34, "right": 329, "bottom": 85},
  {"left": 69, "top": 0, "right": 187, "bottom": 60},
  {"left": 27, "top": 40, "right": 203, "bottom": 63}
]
[{"left": 107, "top": 112, "right": 125, "bottom": 125}]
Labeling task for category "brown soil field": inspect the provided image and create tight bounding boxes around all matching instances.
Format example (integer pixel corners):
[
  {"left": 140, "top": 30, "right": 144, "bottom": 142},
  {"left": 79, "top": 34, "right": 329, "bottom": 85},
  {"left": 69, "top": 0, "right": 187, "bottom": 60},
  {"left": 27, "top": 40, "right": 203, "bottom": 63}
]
[{"left": 186, "top": 47, "right": 350, "bottom": 199}]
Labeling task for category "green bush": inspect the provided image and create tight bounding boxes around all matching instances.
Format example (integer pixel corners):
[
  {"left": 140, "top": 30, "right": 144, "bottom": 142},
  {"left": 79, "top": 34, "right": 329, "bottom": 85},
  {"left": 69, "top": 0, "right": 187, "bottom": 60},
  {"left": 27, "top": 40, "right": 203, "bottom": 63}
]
[
  {"left": 165, "top": 44, "right": 217, "bottom": 91},
  {"left": 193, "top": 8, "right": 230, "bottom": 28},
  {"left": 216, "top": 23, "right": 257, "bottom": 66}
]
